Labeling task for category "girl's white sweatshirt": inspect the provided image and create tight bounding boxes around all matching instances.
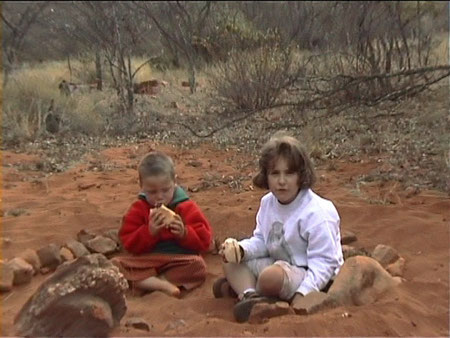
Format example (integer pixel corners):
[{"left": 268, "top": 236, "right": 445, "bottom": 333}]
[{"left": 239, "top": 188, "right": 344, "bottom": 295}]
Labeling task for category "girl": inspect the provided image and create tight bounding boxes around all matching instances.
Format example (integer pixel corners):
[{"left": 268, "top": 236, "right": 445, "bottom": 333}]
[{"left": 215, "top": 133, "right": 344, "bottom": 322}]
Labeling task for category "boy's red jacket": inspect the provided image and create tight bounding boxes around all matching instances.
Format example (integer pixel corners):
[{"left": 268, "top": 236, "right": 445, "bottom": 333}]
[{"left": 119, "top": 186, "right": 212, "bottom": 255}]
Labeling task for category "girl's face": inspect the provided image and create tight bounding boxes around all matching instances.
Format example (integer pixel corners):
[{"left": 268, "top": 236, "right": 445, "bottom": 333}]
[
  {"left": 140, "top": 175, "right": 175, "bottom": 206},
  {"left": 267, "top": 156, "right": 300, "bottom": 204}
]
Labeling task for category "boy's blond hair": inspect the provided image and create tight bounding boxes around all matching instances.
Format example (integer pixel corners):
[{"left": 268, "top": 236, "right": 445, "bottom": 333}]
[
  {"left": 138, "top": 151, "right": 175, "bottom": 184},
  {"left": 253, "top": 132, "right": 316, "bottom": 190}
]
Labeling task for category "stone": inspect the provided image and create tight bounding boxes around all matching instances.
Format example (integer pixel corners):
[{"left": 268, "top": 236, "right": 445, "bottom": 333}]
[
  {"left": 371, "top": 244, "right": 400, "bottom": 267},
  {"left": 341, "top": 230, "right": 357, "bottom": 245},
  {"left": 85, "top": 236, "right": 118, "bottom": 255},
  {"left": 19, "top": 249, "right": 41, "bottom": 273},
  {"left": 165, "top": 319, "right": 186, "bottom": 331},
  {"left": 37, "top": 244, "right": 62, "bottom": 270},
  {"left": 125, "top": 317, "right": 151, "bottom": 332},
  {"left": 14, "top": 254, "right": 128, "bottom": 337},
  {"left": 77, "top": 229, "right": 96, "bottom": 246},
  {"left": 292, "top": 292, "right": 330, "bottom": 315},
  {"left": 64, "top": 240, "right": 90, "bottom": 258},
  {"left": 59, "top": 247, "right": 75, "bottom": 262},
  {"left": 8, "top": 258, "right": 34, "bottom": 285},
  {"left": 342, "top": 245, "right": 369, "bottom": 260},
  {"left": 386, "top": 257, "right": 406, "bottom": 277},
  {"left": 0, "top": 260, "right": 14, "bottom": 292},
  {"left": 103, "top": 229, "right": 120, "bottom": 245},
  {"left": 327, "top": 256, "right": 402, "bottom": 307},
  {"left": 248, "top": 301, "right": 294, "bottom": 324},
  {"left": 187, "top": 160, "right": 202, "bottom": 168}
]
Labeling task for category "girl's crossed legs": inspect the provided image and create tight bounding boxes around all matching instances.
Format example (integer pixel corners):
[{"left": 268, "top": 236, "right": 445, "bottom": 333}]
[{"left": 224, "top": 257, "right": 307, "bottom": 301}]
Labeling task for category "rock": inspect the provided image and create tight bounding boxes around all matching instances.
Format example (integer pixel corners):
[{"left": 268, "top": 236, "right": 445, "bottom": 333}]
[
  {"left": 341, "top": 231, "right": 357, "bottom": 245},
  {"left": 103, "top": 229, "right": 120, "bottom": 245},
  {"left": 0, "top": 260, "right": 14, "bottom": 292},
  {"left": 405, "top": 186, "right": 420, "bottom": 198},
  {"left": 187, "top": 160, "right": 202, "bottom": 168},
  {"left": 327, "top": 256, "right": 402, "bottom": 307},
  {"left": 292, "top": 292, "right": 330, "bottom": 315},
  {"left": 14, "top": 254, "right": 128, "bottom": 337},
  {"left": 371, "top": 244, "right": 400, "bottom": 267},
  {"left": 59, "top": 247, "right": 75, "bottom": 262},
  {"left": 342, "top": 245, "right": 369, "bottom": 260},
  {"left": 3, "top": 237, "right": 12, "bottom": 246},
  {"left": 125, "top": 317, "right": 151, "bottom": 332},
  {"left": 86, "top": 236, "right": 118, "bottom": 255},
  {"left": 77, "top": 229, "right": 97, "bottom": 246},
  {"left": 386, "top": 257, "right": 406, "bottom": 277},
  {"left": 64, "top": 240, "right": 90, "bottom": 258},
  {"left": 37, "top": 244, "right": 62, "bottom": 270},
  {"left": 8, "top": 258, "right": 34, "bottom": 285},
  {"left": 165, "top": 319, "right": 186, "bottom": 331},
  {"left": 249, "top": 301, "right": 294, "bottom": 323},
  {"left": 19, "top": 249, "right": 41, "bottom": 273}
]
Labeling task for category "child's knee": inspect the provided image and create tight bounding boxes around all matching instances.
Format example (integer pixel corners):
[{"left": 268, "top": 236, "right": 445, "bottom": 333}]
[{"left": 257, "top": 265, "right": 285, "bottom": 297}]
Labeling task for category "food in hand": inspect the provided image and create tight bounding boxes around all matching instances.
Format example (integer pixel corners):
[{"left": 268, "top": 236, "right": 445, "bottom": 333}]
[
  {"left": 152, "top": 204, "right": 177, "bottom": 226},
  {"left": 222, "top": 238, "right": 242, "bottom": 263}
]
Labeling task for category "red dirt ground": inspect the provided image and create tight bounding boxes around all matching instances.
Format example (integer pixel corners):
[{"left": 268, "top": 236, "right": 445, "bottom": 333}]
[{"left": 1, "top": 141, "right": 449, "bottom": 336}]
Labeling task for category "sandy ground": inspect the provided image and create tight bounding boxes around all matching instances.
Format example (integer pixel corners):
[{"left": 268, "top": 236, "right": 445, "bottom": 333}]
[{"left": 1, "top": 141, "right": 449, "bottom": 336}]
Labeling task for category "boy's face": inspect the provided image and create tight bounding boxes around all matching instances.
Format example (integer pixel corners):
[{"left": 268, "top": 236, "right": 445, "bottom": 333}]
[
  {"left": 267, "top": 156, "right": 300, "bottom": 204},
  {"left": 140, "top": 175, "right": 175, "bottom": 206}
]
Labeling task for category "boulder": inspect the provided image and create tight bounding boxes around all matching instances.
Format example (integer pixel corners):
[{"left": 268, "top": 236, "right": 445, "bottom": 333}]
[
  {"left": 327, "top": 256, "right": 402, "bottom": 306},
  {"left": 14, "top": 254, "right": 128, "bottom": 337},
  {"left": 59, "top": 247, "right": 75, "bottom": 262},
  {"left": 64, "top": 240, "right": 90, "bottom": 258},
  {"left": 77, "top": 229, "right": 96, "bottom": 246},
  {"left": 37, "top": 244, "right": 62, "bottom": 270},
  {"left": 86, "top": 236, "right": 118, "bottom": 255},
  {"left": 125, "top": 317, "right": 151, "bottom": 332},
  {"left": 292, "top": 292, "right": 330, "bottom": 315},
  {"left": 19, "top": 249, "right": 41, "bottom": 273},
  {"left": 8, "top": 258, "right": 34, "bottom": 285},
  {"left": 0, "top": 260, "right": 14, "bottom": 292},
  {"left": 249, "top": 301, "right": 294, "bottom": 323},
  {"left": 342, "top": 245, "right": 369, "bottom": 260},
  {"left": 386, "top": 257, "right": 406, "bottom": 277},
  {"left": 371, "top": 244, "right": 400, "bottom": 267},
  {"left": 341, "top": 230, "right": 357, "bottom": 245},
  {"left": 103, "top": 229, "right": 120, "bottom": 245}
]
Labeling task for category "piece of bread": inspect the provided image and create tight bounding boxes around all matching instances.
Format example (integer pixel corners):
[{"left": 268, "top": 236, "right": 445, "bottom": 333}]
[
  {"left": 222, "top": 238, "right": 242, "bottom": 263},
  {"left": 154, "top": 204, "right": 177, "bottom": 226}
]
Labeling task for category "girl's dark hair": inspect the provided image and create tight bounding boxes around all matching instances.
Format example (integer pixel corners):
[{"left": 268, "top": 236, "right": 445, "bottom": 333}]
[
  {"left": 253, "top": 133, "right": 316, "bottom": 190},
  {"left": 138, "top": 151, "right": 175, "bottom": 183}
]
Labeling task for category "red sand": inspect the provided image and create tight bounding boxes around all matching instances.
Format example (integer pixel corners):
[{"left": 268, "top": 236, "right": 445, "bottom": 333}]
[{"left": 1, "top": 142, "right": 449, "bottom": 336}]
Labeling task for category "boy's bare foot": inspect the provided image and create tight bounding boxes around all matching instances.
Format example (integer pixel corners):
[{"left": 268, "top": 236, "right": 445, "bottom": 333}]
[{"left": 135, "top": 276, "right": 181, "bottom": 298}]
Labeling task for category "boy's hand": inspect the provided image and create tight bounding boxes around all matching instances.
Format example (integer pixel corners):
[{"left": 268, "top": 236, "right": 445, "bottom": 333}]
[
  {"left": 168, "top": 214, "right": 186, "bottom": 239},
  {"left": 149, "top": 209, "right": 166, "bottom": 236}
]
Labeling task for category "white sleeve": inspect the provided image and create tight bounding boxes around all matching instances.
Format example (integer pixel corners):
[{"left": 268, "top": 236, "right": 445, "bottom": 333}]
[
  {"left": 238, "top": 206, "right": 268, "bottom": 260},
  {"left": 297, "top": 220, "right": 341, "bottom": 295}
]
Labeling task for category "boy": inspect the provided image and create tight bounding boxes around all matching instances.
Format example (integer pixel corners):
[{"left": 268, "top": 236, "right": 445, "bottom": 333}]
[{"left": 112, "top": 151, "right": 212, "bottom": 297}]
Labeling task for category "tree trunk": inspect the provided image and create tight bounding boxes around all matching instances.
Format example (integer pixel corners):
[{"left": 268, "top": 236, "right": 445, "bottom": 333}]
[{"left": 95, "top": 50, "right": 103, "bottom": 91}]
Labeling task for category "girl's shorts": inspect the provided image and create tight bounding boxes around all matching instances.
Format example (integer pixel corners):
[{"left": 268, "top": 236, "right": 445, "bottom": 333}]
[{"left": 244, "top": 257, "right": 307, "bottom": 301}]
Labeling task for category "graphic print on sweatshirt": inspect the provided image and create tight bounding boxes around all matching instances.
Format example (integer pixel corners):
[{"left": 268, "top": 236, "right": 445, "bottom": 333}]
[{"left": 267, "top": 221, "right": 293, "bottom": 263}]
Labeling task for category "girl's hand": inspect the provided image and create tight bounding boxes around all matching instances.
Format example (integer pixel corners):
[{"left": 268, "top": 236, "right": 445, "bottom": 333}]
[
  {"left": 149, "top": 209, "right": 166, "bottom": 236},
  {"left": 168, "top": 214, "right": 186, "bottom": 239}
]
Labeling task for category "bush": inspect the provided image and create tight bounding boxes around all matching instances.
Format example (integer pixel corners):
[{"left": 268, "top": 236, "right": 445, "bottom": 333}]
[{"left": 209, "top": 40, "right": 296, "bottom": 111}]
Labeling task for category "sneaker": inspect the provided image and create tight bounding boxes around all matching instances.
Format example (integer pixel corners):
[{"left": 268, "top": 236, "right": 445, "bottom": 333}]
[{"left": 233, "top": 291, "right": 278, "bottom": 323}]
